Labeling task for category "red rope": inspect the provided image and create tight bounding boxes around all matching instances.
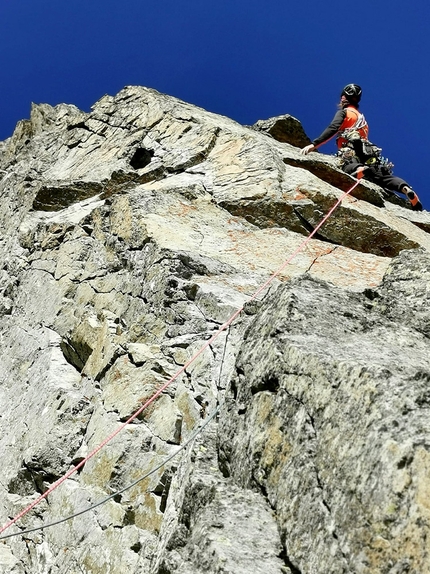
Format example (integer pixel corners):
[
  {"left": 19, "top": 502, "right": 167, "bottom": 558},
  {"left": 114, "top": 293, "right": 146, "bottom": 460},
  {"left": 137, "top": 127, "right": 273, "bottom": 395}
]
[{"left": 0, "top": 174, "right": 363, "bottom": 536}]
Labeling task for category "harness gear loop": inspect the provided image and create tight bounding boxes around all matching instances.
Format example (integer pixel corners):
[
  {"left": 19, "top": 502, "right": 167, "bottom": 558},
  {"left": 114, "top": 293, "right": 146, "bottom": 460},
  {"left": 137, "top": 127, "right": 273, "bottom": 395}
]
[{"left": 336, "top": 109, "right": 393, "bottom": 173}]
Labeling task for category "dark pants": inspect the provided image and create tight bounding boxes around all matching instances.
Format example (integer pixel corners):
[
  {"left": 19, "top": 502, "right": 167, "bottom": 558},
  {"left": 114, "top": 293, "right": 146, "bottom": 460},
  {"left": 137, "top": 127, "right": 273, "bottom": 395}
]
[{"left": 342, "top": 159, "right": 408, "bottom": 193}]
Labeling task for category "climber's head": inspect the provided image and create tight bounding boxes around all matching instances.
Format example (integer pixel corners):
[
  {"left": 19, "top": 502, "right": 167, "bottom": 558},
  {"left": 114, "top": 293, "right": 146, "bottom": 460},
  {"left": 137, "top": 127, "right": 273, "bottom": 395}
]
[{"left": 340, "top": 84, "right": 362, "bottom": 106}]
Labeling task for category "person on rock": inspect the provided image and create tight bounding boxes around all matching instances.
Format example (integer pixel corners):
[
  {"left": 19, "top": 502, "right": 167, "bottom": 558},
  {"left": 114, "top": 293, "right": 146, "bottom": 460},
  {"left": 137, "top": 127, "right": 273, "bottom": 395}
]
[{"left": 300, "top": 84, "right": 423, "bottom": 211}]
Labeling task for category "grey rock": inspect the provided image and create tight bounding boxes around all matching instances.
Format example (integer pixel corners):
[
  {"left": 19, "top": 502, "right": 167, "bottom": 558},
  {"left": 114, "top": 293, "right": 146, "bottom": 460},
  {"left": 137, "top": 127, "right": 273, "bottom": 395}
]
[
  {"left": 0, "top": 85, "right": 429, "bottom": 574},
  {"left": 219, "top": 249, "right": 430, "bottom": 573},
  {"left": 252, "top": 114, "right": 312, "bottom": 148},
  {"left": 154, "top": 426, "right": 285, "bottom": 574}
]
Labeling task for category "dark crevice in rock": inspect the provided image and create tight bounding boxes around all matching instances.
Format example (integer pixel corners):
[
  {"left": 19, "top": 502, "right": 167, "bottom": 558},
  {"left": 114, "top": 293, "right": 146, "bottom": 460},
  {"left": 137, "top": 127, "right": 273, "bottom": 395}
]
[
  {"left": 130, "top": 540, "right": 142, "bottom": 553},
  {"left": 60, "top": 337, "right": 92, "bottom": 372},
  {"left": 292, "top": 206, "right": 338, "bottom": 243},
  {"left": 144, "top": 115, "right": 165, "bottom": 133},
  {"left": 273, "top": 385, "right": 349, "bottom": 562},
  {"left": 169, "top": 127, "right": 220, "bottom": 173},
  {"left": 165, "top": 166, "right": 188, "bottom": 177},
  {"left": 251, "top": 373, "right": 280, "bottom": 395},
  {"left": 175, "top": 254, "right": 209, "bottom": 278},
  {"left": 88, "top": 116, "right": 126, "bottom": 132},
  {"left": 8, "top": 463, "right": 61, "bottom": 496},
  {"left": 130, "top": 148, "right": 154, "bottom": 170},
  {"left": 253, "top": 475, "right": 303, "bottom": 574},
  {"left": 33, "top": 182, "right": 104, "bottom": 211},
  {"left": 67, "top": 119, "right": 108, "bottom": 138},
  {"left": 363, "top": 288, "right": 379, "bottom": 301},
  {"left": 123, "top": 507, "right": 136, "bottom": 526},
  {"left": 67, "top": 121, "right": 92, "bottom": 132},
  {"left": 69, "top": 455, "right": 86, "bottom": 473},
  {"left": 279, "top": 547, "right": 303, "bottom": 574},
  {"left": 410, "top": 220, "right": 430, "bottom": 235},
  {"left": 95, "top": 347, "right": 127, "bottom": 381},
  {"left": 211, "top": 334, "right": 231, "bottom": 393},
  {"left": 178, "top": 125, "right": 193, "bottom": 137},
  {"left": 314, "top": 463, "right": 332, "bottom": 515},
  {"left": 175, "top": 115, "right": 200, "bottom": 125},
  {"left": 153, "top": 468, "right": 176, "bottom": 513},
  {"left": 219, "top": 198, "right": 310, "bottom": 235}
]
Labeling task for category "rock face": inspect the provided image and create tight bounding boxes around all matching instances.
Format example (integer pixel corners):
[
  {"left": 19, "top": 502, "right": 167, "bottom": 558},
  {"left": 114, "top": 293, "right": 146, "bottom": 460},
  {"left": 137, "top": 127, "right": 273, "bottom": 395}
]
[
  {"left": 0, "top": 86, "right": 429, "bottom": 574},
  {"left": 220, "top": 249, "right": 430, "bottom": 574}
]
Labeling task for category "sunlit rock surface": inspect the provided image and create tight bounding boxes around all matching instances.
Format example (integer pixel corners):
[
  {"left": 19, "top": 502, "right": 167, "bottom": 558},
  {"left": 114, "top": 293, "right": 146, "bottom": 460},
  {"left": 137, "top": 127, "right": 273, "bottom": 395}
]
[{"left": 0, "top": 86, "right": 429, "bottom": 573}]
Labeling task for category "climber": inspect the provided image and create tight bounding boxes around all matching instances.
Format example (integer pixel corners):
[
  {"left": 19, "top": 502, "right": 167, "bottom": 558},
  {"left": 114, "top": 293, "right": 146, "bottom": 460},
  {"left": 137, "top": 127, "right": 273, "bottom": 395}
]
[{"left": 300, "top": 84, "right": 423, "bottom": 211}]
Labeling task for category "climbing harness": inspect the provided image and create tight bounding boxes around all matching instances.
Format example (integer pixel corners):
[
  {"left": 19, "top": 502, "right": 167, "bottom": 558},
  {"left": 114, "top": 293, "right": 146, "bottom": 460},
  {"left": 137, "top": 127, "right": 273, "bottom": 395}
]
[
  {"left": 337, "top": 133, "right": 394, "bottom": 173},
  {"left": 339, "top": 112, "right": 368, "bottom": 141},
  {"left": 336, "top": 108, "right": 369, "bottom": 148},
  {"left": 335, "top": 110, "right": 393, "bottom": 173},
  {"left": 0, "top": 173, "right": 365, "bottom": 539}
]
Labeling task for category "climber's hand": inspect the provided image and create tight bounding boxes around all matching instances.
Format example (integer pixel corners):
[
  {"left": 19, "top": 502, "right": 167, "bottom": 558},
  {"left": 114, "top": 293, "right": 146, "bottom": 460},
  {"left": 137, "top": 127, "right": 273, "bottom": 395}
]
[{"left": 300, "top": 144, "right": 316, "bottom": 155}]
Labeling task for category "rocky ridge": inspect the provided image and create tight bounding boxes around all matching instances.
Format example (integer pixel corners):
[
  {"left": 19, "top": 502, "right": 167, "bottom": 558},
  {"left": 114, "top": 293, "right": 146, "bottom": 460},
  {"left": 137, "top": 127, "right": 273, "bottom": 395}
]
[{"left": 0, "top": 86, "right": 429, "bottom": 573}]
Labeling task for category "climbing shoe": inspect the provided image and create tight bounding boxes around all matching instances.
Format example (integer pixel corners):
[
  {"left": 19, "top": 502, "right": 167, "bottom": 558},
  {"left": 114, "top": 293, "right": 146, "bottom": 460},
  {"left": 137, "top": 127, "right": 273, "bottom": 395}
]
[{"left": 403, "top": 186, "right": 423, "bottom": 211}]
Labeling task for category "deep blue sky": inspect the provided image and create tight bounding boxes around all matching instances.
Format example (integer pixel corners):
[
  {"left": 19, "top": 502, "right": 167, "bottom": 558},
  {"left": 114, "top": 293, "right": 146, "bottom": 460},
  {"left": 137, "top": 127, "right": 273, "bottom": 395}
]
[{"left": 1, "top": 0, "right": 429, "bottom": 209}]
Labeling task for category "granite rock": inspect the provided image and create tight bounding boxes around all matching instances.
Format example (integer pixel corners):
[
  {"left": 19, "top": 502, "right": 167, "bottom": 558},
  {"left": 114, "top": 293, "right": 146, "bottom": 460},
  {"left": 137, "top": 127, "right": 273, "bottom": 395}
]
[{"left": 0, "top": 86, "right": 429, "bottom": 573}]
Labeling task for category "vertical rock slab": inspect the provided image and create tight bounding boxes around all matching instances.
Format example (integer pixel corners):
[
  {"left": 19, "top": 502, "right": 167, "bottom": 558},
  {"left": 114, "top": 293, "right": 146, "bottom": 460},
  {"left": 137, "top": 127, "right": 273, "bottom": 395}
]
[{"left": 219, "top": 249, "right": 430, "bottom": 574}]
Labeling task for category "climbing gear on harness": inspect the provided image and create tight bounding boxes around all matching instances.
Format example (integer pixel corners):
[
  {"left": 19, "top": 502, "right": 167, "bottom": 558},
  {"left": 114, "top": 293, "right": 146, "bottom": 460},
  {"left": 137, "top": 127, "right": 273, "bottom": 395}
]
[
  {"left": 336, "top": 112, "right": 394, "bottom": 174},
  {"left": 336, "top": 108, "right": 369, "bottom": 149},
  {"left": 341, "top": 84, "right": 362, "bottom": 104},
  {"left": 402, "top": 186, "right": 423, "bottom": 211},
  {"left": 337, "top": 141, "right": 393, "bottom": 174}
]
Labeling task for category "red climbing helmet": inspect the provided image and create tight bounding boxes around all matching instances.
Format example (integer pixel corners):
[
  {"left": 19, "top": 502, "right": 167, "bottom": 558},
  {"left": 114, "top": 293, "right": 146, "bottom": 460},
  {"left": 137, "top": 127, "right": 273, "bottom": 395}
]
[{"left": 341, "top": 84, "right": 362, "bottom": 104}]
